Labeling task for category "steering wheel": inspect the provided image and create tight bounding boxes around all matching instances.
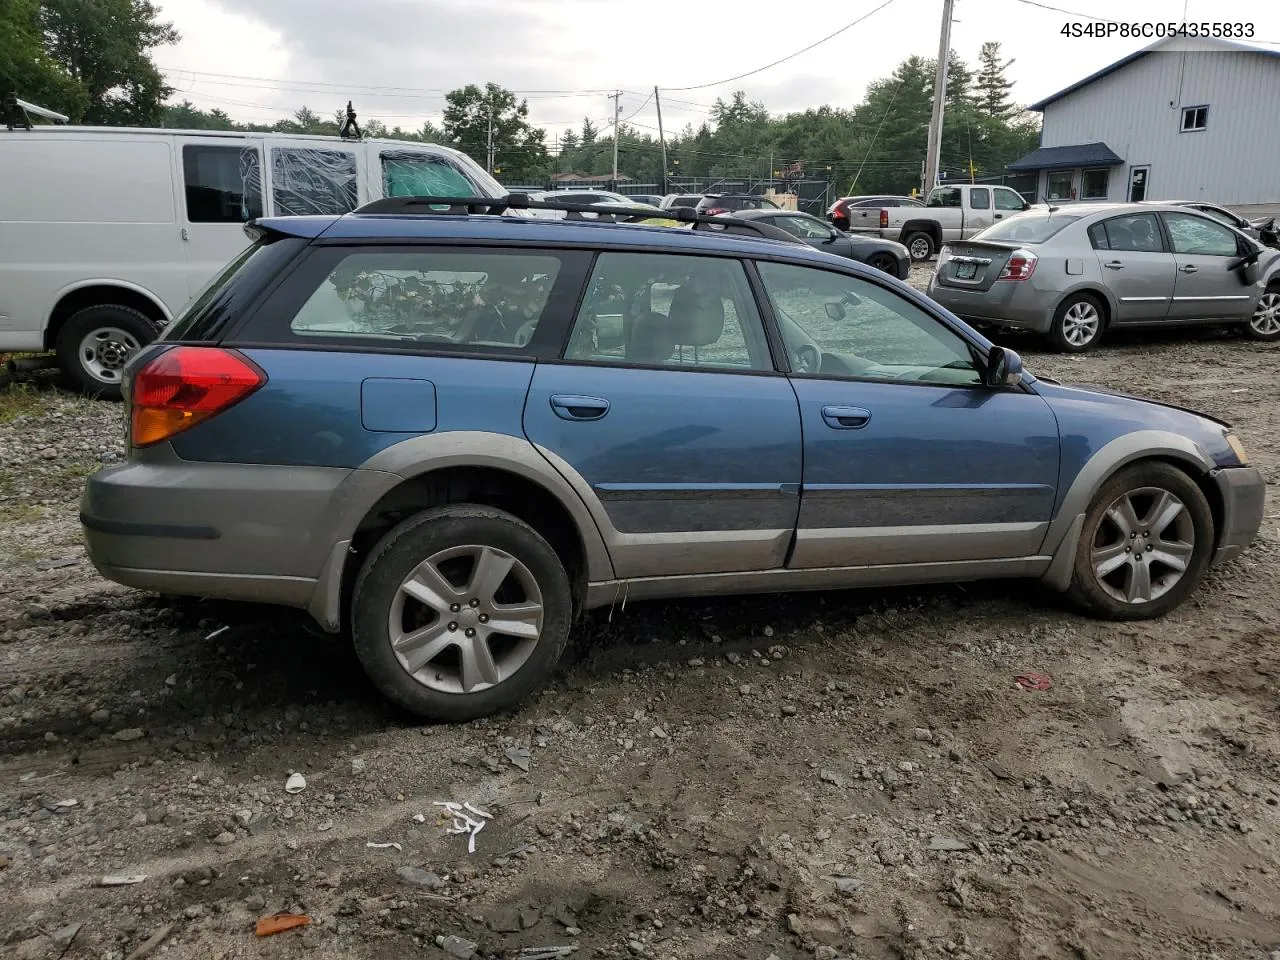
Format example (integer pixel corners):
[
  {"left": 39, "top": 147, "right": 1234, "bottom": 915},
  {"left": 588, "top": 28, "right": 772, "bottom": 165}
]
[{"left": 793, "top": 343, "right": 821, "bottom": 374}]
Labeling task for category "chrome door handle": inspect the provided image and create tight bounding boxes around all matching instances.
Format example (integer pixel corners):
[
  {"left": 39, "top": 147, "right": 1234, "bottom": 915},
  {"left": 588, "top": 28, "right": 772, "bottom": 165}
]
[
  {"left": 820, "top": 405, "right": 871, "bottom": 429},
  {"left": 1180, "top": 264, "right": 1198, "bottom": 273},
  {"left": 1104, "top": 260, "right": 1125, "bottom": 269},
  {"left": 550, "top": 395, "right": 610, "bottom": 421}
]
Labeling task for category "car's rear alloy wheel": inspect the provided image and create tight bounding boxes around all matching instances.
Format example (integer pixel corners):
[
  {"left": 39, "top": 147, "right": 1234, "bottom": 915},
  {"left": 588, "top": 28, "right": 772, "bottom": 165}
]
[
  {"left": 1246, "top": 288, "right": 1280, "bottom": 341},
  {"left": 352, "top": 504, "right": 571, "bottom": 721},
  {"left": 1050, "top": 294, "right": 1104, "bottom": 353},
  {"left": 1067, "top": 462, "right": 1213, "bottom": 620}
]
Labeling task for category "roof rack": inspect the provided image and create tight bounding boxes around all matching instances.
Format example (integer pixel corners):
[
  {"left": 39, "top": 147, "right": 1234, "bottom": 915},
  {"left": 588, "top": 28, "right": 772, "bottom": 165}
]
[
  {"left": 4, "top": 94, "right": 70, "bottom": 130},
  {"left": 352, "top": 193, "right": 801, "bottom": 244}
]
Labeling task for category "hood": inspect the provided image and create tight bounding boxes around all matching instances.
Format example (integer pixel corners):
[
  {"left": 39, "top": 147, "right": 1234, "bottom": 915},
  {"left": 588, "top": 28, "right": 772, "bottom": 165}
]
[{"left": 1051, "top": 382, "right": 1232, "bottom": 428}]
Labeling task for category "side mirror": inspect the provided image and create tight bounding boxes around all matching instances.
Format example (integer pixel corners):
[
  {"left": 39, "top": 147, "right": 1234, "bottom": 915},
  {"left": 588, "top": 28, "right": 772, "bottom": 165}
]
[
  {"left": 1021, "top": 200, "right": 1031, "bottom": 211},
  {"left": 824, "top": 301, "right": 846, "bottom": 321},
  {"left": 984, "top": 346, "right": 1023, "bottom": 387}
]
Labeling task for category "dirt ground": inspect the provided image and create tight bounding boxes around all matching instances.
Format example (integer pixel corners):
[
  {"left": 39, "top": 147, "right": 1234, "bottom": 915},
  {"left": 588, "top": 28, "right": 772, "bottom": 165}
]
[{"left": 2, "top": 264, "right": 1279, "bottom": 960}]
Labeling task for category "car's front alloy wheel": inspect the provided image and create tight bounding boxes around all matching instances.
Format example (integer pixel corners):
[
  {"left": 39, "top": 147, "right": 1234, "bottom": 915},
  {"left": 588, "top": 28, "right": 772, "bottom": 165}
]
[
  {"left": 1067, "top": 462, "right": 1213, "bottom": 620},
  {"left": 351, "top": 504, "right": 572, "bottom": 721},
  {"left": 1246, "top": 287, "right": 1280, "bottom": 341}
]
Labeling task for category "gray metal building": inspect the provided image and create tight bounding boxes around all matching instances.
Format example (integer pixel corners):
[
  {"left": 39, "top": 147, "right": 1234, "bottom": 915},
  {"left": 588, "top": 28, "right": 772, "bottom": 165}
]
[{"left": 1009, "top": 36, "right": 1280, "bottom": 212}]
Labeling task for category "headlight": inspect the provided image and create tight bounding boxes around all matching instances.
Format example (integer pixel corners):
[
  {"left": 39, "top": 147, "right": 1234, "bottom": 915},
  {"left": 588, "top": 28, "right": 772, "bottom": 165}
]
[{"left": 1225, "top": 433, "right": 1250, "bottom": 465}]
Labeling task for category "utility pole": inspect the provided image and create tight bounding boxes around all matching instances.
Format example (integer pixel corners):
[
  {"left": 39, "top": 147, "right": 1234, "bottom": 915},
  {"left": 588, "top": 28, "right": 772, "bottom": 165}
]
[
  {"left": 485, "top": 100, "right": 495, "bottom": 174},
  {"left": 609, "top": 90, "right": 622, "bottom": 187},
  {"left": 654, "top": 86, "right": 668, "bottom": 195},
  {"left": 922, "top": 0, "right": 955, "bottom": 197}
]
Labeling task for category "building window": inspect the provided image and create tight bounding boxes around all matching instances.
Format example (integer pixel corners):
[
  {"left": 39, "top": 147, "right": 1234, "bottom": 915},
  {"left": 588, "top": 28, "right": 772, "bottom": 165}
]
[
  {"left": 1046, "top": 171, "right": 1074, "bottom": 201},
  {"left": 1181, "top": 105, "right": 1208, "bottom": 132},
  {"left": 1081, "top": 168, "right": 1110, "bottom": 200}
]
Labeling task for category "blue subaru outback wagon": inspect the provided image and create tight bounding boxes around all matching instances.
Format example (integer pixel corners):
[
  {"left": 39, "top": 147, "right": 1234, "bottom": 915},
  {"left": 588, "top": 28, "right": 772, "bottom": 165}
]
[{"left": 81, "top": 196, "right": 1265, "bottom": 721}]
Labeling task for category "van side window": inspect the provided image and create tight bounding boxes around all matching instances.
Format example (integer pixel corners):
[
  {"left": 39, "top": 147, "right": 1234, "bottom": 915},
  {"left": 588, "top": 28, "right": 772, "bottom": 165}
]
[
  {"left": 182, "top": 145, "right": 263, "bottom": 223},
  {"left": 381, "top": 152, "right": 478, "bottom": 197},
  {"left": 271, "top": 148, "right": 358, "bottom": 216}
]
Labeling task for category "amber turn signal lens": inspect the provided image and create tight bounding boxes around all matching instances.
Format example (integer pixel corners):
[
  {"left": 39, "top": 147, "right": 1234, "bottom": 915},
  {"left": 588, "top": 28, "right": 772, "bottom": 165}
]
[{"left": 130, "top": 346, "right": 266, "bottom": 447}]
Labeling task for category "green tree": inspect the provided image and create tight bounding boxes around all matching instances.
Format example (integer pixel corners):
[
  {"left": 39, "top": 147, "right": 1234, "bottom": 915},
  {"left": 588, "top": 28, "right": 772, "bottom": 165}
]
[
  {"left": 0, "top": 0, "right": 86, "bottom": 119},
  {"left": 976, "top": 41, "right": 1016, "bottom": 118},
  {"left": 39, "top": 0, "right": 179, "bottom": 125},
  {"left": 442, "top": 82, "right": 548, "bottom": 180}
]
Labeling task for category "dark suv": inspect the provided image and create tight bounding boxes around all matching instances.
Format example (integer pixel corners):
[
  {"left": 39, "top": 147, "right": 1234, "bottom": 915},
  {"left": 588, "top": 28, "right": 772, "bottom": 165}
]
[{"left": 80, "top": 195, "right": 1265, "bottom": 721}]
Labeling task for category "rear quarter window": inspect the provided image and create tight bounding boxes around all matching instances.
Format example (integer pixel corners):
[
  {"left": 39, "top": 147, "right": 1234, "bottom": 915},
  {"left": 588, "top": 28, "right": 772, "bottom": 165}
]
[{"left": 234, "top": 246, "right": 592, "bottom": 360}]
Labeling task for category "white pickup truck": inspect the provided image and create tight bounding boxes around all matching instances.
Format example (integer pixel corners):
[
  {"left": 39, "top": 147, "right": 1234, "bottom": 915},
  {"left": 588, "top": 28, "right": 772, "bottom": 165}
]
[{"left": 879, "top": 183, "right": 1031, "bottom": 261}]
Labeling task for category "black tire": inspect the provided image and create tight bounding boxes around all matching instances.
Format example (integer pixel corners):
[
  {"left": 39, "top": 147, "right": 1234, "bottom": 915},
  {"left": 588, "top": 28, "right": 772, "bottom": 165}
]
[
  {"left": 903, "top": 232, "right": 935, "bottom": 262},
  {"left": 866, "top": 252, "right": 900, "bottom": 277},
  {"left": 1049, "top": 292, "right": 1105, "bottom": 353},
  {"left": 1243, "top": 283, "right": 1280, "bottom": 341},
  {"left": 56, "top": 304, "right": 160, "bottom": 400},
  {"left": 1065, "top": 462, "right": 1214, "bottom": 621},
  {"left": 351, "top": 504, "right": 572, "bottom": 722}
]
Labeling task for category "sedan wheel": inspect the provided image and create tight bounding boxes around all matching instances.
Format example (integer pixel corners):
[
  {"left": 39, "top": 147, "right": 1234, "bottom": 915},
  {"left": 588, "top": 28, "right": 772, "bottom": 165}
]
[
  {"left": 1050, "top": 294, "right": 1104, "bottom": 353},
  {"left": 1246, "top": 290, "right": 1280, "bottom": 341},
  {"left": 866, "top": 252, "right": 899, "bottom": 276}
]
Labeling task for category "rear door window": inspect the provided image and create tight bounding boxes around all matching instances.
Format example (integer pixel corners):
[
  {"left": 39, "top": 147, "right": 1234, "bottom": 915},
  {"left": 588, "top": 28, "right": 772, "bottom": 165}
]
[
  {"left": 1099, "top": 213, "right": 1165, "bottom": 252},
  {"left": 969, "top": 188, "right": 990, "bottom": 210},
  {"left": 927, "top": 188, "right": 961, "bottom": 208},
  {"left": 271, "top": 147, "right": 358, "bottom": 216}
]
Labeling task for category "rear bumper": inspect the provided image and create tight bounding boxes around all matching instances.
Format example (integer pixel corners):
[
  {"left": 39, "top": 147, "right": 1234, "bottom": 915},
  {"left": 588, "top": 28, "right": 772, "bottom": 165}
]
[
  {"left": 927, "top": 276, "right": 1055, "bottom": 333},
  {"left": 1211, "top": 465, "right": 1266, "bottom": 565},
  {"left": 81, "top": 450, "right": 399, "bottom": 628}
]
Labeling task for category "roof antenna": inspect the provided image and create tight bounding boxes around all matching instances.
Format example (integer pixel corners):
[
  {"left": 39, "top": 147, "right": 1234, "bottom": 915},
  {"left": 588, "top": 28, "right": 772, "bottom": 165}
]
[{"left": 339, "top": 100, "right": 362, "bottom": 140}]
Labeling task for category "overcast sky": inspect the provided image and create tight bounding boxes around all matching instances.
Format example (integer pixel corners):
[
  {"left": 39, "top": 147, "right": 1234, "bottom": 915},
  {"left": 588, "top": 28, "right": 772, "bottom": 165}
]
[{"left": 157, "top": 0, "right": 1280, "bottom": 142}]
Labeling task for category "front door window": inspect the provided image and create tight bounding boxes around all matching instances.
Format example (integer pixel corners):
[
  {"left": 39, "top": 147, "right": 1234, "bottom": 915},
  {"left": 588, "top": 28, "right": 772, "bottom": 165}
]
[{"left": 755, "top": 261, "right": 981, "bottom": 386}]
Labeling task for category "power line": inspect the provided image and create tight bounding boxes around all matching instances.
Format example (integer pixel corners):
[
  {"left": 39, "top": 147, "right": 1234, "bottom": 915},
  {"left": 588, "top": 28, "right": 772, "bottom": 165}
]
[
  {"left": 619, "top": 90, "right": 654, "bottom": 124},
  {"left": 666, "top": 0, "right": 900, "bottom": 91}
]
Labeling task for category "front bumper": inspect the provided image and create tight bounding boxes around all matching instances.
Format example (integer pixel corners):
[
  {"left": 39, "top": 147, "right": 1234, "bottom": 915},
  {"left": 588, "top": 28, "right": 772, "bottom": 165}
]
[{"left": 1210, "top": 465, "right": 1267, "bottom": 565}]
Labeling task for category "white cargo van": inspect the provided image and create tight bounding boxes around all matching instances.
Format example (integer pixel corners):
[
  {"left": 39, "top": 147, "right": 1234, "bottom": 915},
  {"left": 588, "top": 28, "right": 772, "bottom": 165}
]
[{"left": 0, "top": 126, "right": 505, "bottom": 397}]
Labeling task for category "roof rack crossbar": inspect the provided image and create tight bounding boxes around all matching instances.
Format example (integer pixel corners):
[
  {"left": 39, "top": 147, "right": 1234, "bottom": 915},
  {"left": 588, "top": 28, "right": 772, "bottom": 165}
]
[{"left": 351, "top": 193, "right": 798, "bottom": 243}]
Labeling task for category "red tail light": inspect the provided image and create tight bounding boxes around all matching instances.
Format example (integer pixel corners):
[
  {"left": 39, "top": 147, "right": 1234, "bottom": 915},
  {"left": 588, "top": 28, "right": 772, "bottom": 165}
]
[
  {"left": 879, "top": 208, "right": 889, "bottom": 228},
  {"left": 131, "top": 346, "right": 266, "bottom": 447},
  {"left": 997, "top": 249, "right": 1038, "bottom": 281},
  {"left": 705, "top": 207, "right": 728, "bottom": 216}
]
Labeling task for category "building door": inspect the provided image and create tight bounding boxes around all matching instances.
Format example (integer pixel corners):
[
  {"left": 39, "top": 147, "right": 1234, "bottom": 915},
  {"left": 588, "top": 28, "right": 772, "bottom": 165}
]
[{"left": 1127, "top": 165, "right": 1150, "bottom": 202}]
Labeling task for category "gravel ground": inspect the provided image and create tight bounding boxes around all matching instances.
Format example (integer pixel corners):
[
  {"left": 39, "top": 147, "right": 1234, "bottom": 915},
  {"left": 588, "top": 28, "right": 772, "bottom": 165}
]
[{"left": 2, "top": 264, "right": 1280, "bottom": 960}]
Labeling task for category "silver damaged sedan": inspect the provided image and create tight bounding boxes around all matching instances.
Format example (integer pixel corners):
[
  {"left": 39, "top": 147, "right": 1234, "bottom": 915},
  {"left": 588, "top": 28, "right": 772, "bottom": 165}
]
[{"left": 927, "top": 202, "right": 1280, "bottom": 352}]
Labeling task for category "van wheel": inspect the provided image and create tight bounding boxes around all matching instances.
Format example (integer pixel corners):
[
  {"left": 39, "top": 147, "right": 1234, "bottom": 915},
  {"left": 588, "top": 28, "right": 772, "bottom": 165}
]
[
  {"left": 1049, "top": 293, "right": 1105, "bottom": 353},
  {"left": 1245, "top": 285, "right": 1280, "bottom": 340},
  {"left": 1065, "top": 462, "right": 1213, "bottom": 620},
  {"left": 351, "top": 504, "right": 572, "bottom": 722},
  {"left": 904, "top": 232, "right": 935, "bottom": 261},
  {"left": 56, "top": 305, "right": 160, "bottom": 400}
]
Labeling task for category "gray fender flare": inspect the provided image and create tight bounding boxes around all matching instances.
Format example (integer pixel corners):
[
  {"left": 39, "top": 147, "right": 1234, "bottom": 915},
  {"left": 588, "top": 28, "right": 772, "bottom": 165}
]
[
  {"left": 1039, "top": 429, "right": 1213, "bottom": 591},
  {"left": 305, "top": 431, "right": 615, "bottom": 631}
]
